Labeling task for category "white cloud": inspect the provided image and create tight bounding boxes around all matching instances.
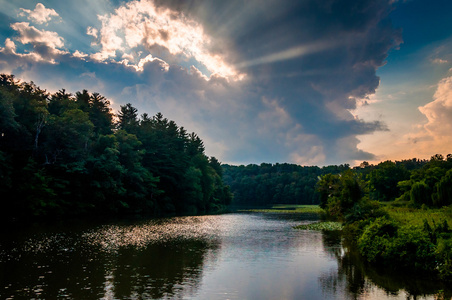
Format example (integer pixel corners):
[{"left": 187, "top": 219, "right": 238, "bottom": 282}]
[
  {"left": 0, "top": 38, "right": 49, "bottom": 73},
  {"left": 11, "top": 22, "right": 64, "bottom": 49},
  {"left": 404, "top": 76, "right": 452, "bottom": 156},
  {"left": 89, "top": 0, "right": 241, "bottom": 79},
  {"left": 72, "top": 50, "right": 88, "bottom": 59},
  {"left": 419, "top": 76, "right": 452, "bottom": 135},
  {"left": 1, "top": 38, "right": 16, "bottom": 54},
  {"left": 0, "top": 23, "right": 67, "bottom": 69},
  {"left": 121, "top": 54, "right": 170, "bottom": 72},
  {"left": 19, "top": 3, "right": 60, "bottom": 25},
  {"left": 87, "top": 27, "right": 99, "bottom": 40}
]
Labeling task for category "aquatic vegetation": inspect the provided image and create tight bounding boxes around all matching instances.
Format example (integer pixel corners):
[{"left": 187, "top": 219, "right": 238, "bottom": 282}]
[
  {"left": 294, "top": 221, "right": 342, "bottom": 231},
  {"left": 238, "top": 204, "right": 323, "bottom": 214}
]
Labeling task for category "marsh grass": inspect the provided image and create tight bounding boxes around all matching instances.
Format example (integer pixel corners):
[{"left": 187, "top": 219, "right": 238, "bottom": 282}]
[
  {"left": 238, "top": 204, "right": 323, "bottom": 214},
  {"left": 387, "top": 206, "right": 452, "bottom": 227},
  {"left": 294, "top": 221, "right": 343, "bottom": 231}
]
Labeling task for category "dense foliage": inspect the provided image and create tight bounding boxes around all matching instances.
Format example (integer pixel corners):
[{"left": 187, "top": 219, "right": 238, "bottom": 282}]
[
  {"left": 317, "top": 156, "right": 452, "bottom": 282},
  {"left": 0, "top": 74, "right": 231, "bottom": 221},
  {"left": 222, "top": 163, "right": 350, "bottom": 206}
]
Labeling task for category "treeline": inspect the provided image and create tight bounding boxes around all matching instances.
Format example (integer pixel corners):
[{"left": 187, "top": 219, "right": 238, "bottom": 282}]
[
  {"left": 222, "top": 163, "right": 350, "bottom": 206},
  {"left": 0, "top": 74, "right": 231, "bottom": 221},
  {"left": 319, "top": 154, "right": 452, "bottom": 215},
  {"left": 223, "top": 155, "right": 445, "bottom": 208},
  {"left": 317, "top": 155, "right": 452, "bottom": 281}
]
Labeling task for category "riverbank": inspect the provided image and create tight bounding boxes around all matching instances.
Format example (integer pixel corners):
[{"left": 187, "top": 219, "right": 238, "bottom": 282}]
[
  {"left": 284, "top": 203, "right": 452, "bottom": 282},
  {"left": 342, "top": 204, "right": 452, "bottom": 282}
]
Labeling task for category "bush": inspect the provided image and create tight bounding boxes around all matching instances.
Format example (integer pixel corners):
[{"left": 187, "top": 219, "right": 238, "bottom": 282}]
[
  {"left": 358, "top": 217, "right": 398, "bottom": 263},
  {"left": 358, "top": 217, "right": 436, "bottom": 271},
  {"left": 384, "top": 226, "right": 435, "bottom": 270},
  {"left": 344, "top": 200, "right": 387, "bottom": 224}
]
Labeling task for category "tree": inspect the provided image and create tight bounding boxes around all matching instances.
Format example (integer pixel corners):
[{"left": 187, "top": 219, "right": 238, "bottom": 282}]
[
  {"left": 117, "top": 103, "right": 139, "bottom": 133},
  {"left": 317, "top": 170, "right": 364, "bottom": 219},
  {"left": 75, "top": 89, "right": 91, "bottom": 112},
  {"left": 432, "top": 169, "right": 452, "bottom": 207},
  {"left": 410, "top": 181, "right": 429, "bottom": 206},
  {"left": 89, "top": 92, "right": 113, "bottom": 135},
  {"left": 368, "top": 161, "right": 409, "bottom": 201},
  {"left": 0, "top": 74, "right": 233, "bottom": 219},
  {"left": 48, "top": 89, "right": 76, "bottom": 116},
  {"left": 45, "top": 109, "right": 94, "bottom": 162}
]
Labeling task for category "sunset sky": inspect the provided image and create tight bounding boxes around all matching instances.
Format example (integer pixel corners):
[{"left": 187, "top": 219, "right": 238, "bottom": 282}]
[{"left": 1, "top": 0, "right": 451, "bottom": 166}]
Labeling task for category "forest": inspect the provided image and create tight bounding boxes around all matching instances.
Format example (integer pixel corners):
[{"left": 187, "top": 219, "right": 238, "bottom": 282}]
[
  {"left": 222, "top": 163, "right": 350, "bottom": 206},
  {"left": 0, "top": 74, "right": 231, "bottom": 221}
]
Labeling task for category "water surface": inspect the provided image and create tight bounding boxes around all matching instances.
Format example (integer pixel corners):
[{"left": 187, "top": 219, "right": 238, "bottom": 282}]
[{"left": 0, "top": 213, "right": 449, "bottom": 299}]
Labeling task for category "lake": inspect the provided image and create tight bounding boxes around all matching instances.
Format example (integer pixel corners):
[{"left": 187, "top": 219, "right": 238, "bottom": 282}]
[{"left": 1, "top": 213, "right": 450, "bottom": 299}]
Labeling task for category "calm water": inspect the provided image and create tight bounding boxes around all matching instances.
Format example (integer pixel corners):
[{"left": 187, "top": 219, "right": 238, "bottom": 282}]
[{"left": 1, "top": 213, "right": 450, "bottom": 299}]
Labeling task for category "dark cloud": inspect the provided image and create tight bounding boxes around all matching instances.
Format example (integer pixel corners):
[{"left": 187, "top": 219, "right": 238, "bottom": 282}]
[{"left": 152, "top": 0, "right": 401, "bottom": 163}]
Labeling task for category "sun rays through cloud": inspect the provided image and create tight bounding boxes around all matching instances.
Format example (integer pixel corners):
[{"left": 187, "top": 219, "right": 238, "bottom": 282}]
[
  {"left": 88, "top": 0, "right": 241, "bottom": 80},
  {"left": 234, "top": 42, "right": 334, "bottom": 70}
]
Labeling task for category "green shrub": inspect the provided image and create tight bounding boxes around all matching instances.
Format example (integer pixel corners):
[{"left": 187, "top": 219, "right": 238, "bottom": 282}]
[
  {"left": 358, "top": 217, "right": 398, "bottom": 263},
  {"left": 344, "top": 200, "right": 387, "bottom": 224},
  {"left": 359, "top": 217, "right": 436, "bottom": 271},
  {"left": 384, "top": 226, "right": 435, "bottom": 270},
  {"left": 342, "top": 219, "right": 372, "bottom": 242}
]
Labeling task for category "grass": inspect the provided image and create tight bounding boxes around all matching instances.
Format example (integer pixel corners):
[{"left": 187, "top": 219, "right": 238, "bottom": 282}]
[
  {"left": 238, "top": 204, "right": 323, "bottom": 214},
  {"left": 386, "top": 206, "right": 452, "bottom": 228}
]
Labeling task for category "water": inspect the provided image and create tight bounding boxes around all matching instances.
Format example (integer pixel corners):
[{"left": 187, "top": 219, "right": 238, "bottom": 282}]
[{"left": 0, "top": 213, "right": 450, "bottom": 299}]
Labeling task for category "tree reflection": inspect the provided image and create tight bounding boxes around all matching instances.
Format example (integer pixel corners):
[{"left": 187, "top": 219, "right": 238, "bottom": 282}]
[
  {"left": 319, "top": 231, "right": 452, "bottom": 299},
  {"left": 108, "top": 240, "right": 217, "bottom": 299},
  {"left": 0, "top": 221, "right": 220, "bottom": 300}
]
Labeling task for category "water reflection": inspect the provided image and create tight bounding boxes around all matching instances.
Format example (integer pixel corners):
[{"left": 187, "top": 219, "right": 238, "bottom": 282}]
[
  {"left": 0, "top": 217, "right": 221, "bottom": 299},
  {"left": 1, "top": 214, "right": 451, "bottom": 300},
  {"left": 319, "top": 231, "right": 452, "bottom": 300},
  {"left": 103, "top": 240, "right": 216, "bottom": 299}
]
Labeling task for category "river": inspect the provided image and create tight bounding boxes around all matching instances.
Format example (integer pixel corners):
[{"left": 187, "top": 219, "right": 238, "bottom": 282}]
[{"left": 1, "top": 213, "right": 450, "bottom": 299}]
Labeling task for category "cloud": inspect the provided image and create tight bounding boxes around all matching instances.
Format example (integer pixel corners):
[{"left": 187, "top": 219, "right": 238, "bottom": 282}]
[
  {"left": 398, "top": 76, "right": 452, "bottom": 159},
  {"left": 0, "top": 0, "right": 403, "bottom": 166},
  {"left": 1, "top": 22, "right": 67, "bottom": 65},
  {"left": 72, "top": 50, "right": 88, "bottom": 59},
  {"left": 89, "top": 0, "right": 241, "bottom": 79},
  {"left": 121, "top": 54, "right": 170, "bottom": 72},
  {"left": 432, "top": 58, "right": 448, "bottom": 64},
  {"left": 19, "top": 3, "right": 60, "bottom": 25},
  {"left": 416, "top": 76, "right": 452, "bottom": 145},
  {"left": 0, "top": 38, "right": 43, "bottom": 72},
  {"left": 235, "top": 42, "right": 335, "bottom": 70},
  {"left": 11, "top": 22, "right": 64, "bottom": 49}
]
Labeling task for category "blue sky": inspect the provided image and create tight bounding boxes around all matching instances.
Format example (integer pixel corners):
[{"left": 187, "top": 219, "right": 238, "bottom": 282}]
[{"left": 1, "top": 0, "right": 451, "bottom": 166}]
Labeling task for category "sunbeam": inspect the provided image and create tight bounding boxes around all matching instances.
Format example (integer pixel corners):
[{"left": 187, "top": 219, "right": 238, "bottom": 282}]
[{"left": 234, "top": 41, "right": 334, "bottom": 70}]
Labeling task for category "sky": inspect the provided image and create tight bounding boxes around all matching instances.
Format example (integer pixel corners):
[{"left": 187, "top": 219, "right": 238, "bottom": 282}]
[{"left": 1, "top": 0, "right": 452, "bottom": 166}]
